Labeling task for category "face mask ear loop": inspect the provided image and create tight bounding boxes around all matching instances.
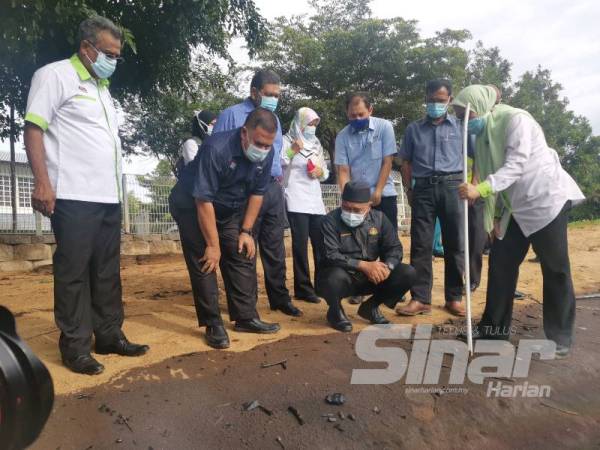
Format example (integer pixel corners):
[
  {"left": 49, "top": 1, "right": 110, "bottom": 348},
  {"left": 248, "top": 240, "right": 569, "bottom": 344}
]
[{"left": 197, "top": 116, "right": 210, "bottom": 133}]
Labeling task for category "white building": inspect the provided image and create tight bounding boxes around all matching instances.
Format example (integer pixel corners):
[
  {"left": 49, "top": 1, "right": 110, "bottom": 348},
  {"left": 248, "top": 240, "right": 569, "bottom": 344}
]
[{"left": 0, "top": 151, "right": 51, "bottom": 232}]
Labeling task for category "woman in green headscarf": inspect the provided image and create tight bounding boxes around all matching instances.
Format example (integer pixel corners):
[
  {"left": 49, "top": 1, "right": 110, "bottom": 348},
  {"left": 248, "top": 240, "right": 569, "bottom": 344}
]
[{"left": 452, "top": 85, "right": 584, "bottom": 358}]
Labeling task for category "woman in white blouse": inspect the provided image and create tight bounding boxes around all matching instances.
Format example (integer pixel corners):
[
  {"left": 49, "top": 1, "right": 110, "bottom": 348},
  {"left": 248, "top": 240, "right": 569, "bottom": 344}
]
[
  {"left": 282, "top": 107, "right": 329, "bottom": 303},
  {"left": 454, "top": 85, "right": 584, "bottom": 358}
]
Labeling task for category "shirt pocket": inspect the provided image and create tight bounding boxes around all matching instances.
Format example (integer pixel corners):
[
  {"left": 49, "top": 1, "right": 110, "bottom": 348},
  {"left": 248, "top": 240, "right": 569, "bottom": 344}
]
[
  {"left": 65, "top": 93, "right": 104, "bottom": 124},
  {"left": 440, "top": 132, "right": 462, "bottom": 161},
  {"left": 370, "top": 136, "right": 384, "bottom": 160}
]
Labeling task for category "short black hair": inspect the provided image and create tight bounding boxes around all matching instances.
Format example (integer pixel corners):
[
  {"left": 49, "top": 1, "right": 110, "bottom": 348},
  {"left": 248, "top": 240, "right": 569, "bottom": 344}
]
[
  {"left": 345, "top": 92, "right": 372, "bottom": 110},
  {"left": 426, "top": 79, "right": 452, "bottom": 96},
  {"left": 244, "top": 108, "right": 277, "bottom": 134},
  {"left": 250, "top": 70, "right": 281, "bottom": 91}
]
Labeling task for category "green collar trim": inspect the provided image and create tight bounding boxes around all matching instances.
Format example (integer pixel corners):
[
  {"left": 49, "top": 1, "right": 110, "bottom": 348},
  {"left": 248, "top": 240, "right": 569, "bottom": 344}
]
[{"left": 69, "top": 54, "right": 110, "bottom": 87}]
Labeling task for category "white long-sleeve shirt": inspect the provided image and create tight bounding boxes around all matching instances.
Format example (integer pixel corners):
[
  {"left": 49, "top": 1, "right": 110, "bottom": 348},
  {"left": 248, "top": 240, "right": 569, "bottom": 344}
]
[
  {"left": 281, "top": 135, "right": 329, "bottom": 215},
  {"left": 485, "top": 114, "right": 584, "bottom": 237}
]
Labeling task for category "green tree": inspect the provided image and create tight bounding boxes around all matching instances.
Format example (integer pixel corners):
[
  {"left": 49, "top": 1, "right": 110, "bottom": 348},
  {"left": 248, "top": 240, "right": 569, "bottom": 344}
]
[
  {"left": 466, "top": 41, "right": 513, "bottom": 97},
  {"left": 256, "top": 0, "right": 471, "bottom": 177},
  {"left": 564, "top": 136, "right": 600, "bottom": 220},
  {"left": 509, "top": 67, "right": 599, "bottom": 219},
  {"left": 119, "top": 56, "right": 242, "bottom": 172},
  {"left": 0, "top": 0, "right": 267, "bottom": 139},
  {"left": 510, "top": 67, "right": 591, "bottom": 158}
]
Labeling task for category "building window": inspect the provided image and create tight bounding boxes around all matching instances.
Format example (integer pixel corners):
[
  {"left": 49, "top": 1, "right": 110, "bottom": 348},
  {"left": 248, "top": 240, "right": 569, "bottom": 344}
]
[
  {"left": 18, "top": 177, "right": 34, "bottom": 208},
  {"left": 0, "top": 175, "right": 11, "bottom": 207}
]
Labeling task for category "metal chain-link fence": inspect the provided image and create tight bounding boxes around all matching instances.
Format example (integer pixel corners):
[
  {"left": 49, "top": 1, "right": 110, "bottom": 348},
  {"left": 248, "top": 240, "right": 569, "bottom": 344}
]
[
  {"left": 1, "top": 170, "right": 411, "bottom": 235},
  {"left": 122, "top": 175, "right": 411, "bottom": 235}
]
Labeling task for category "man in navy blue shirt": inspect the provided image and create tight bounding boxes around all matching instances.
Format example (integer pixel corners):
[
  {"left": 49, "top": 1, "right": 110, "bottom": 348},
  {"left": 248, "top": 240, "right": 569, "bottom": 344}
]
[
  {"left": 397, "top": 79, "right": 466, "bottom": 318},
  {"left": 214, "top": 70, "right": 301, "bottom": 317},
  {"left": 169, "top": 109, "right": 281, "bottom": 349}
]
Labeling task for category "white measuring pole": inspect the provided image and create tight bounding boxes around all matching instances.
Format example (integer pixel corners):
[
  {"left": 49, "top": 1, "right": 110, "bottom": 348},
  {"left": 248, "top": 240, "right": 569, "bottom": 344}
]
[{"left": 463, "top": 102, "right": 473, "bottom": 355}]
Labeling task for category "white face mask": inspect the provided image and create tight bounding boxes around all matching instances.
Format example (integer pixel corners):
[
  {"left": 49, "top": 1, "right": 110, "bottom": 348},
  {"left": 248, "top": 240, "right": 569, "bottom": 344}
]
[
  {"left": 303, "top": 125, "right": 317, "bottom": 139},
  {"left": 206, "top": 125, "right": 214, "bottom": 136},
  {"left": 341, "top": 209, "right": 366, "bottom": 227}
]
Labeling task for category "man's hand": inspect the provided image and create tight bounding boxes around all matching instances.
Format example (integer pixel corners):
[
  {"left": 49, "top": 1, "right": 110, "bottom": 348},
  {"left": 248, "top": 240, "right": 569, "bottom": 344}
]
[
  {"left": 370, "top": 189, "right": 383, "bottom": 207},
  {"left": 238, "top": 232, "right": 256, "bottom": 259},
  {"left": 291, "top": 139, "right": 304, "bottom": 153},
  {"left": 459, "top": 183, "right": 481, "bottom": 202},
  {"left": 31, "top": 182, "right": 56, "bottom": 217},
  {"left": 358, "top": 261, "right": 391, "bottom": 285},
  {"left": 200, "top": 245, "right": 221, "bottom": 273},
  {"left": 405, "top": 189, "right": 413, "bottom": 207}
]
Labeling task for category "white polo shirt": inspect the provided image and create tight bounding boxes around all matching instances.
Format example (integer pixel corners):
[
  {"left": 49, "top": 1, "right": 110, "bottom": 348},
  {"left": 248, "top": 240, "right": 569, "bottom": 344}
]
[{"left": 25, "top": 54, "right": 122, "bottom": 204}]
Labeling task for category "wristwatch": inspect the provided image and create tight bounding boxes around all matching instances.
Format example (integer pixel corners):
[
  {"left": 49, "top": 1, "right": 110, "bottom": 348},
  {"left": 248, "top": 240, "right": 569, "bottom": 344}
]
[
  {"left": 386, "top": 262, "right": 395, "bottom": 271},
  {"left": 240, "top": 227, "right": 253, "bottom": 236}
]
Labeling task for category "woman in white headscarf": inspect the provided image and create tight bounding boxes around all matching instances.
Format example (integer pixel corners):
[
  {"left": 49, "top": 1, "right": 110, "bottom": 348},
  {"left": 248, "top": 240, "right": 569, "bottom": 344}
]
[{"left": 282, "top": 107, "right": 329, "bottom": 304}]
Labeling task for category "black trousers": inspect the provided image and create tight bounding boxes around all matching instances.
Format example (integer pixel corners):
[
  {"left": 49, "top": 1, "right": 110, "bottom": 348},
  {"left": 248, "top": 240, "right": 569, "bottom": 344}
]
[
  {"left": 254, "top": 180, "right": 291, "bottom": 308},
  {"left": 410, "top": 179, "right": 464, "bottom": 303},
  {"left": 468, "top": 199, "right": 488, "bottom": 288},
  {"left": 480, "top": 202, "right": 575, "bottom": 347},
  {"left": 316, "top": 264, "right": 417, "bottom": 309},
  {"left": 170, "top": 204, "right": 259, "bottom": 326},
  {"left": 51, "top": 200, "right": 124, "bottom": 359},
  {"left": 287, "top": 212, "right": 324, "bottom": 299},
  {"left": 374, "top": 195, "right": 398, "bottom": 231}
]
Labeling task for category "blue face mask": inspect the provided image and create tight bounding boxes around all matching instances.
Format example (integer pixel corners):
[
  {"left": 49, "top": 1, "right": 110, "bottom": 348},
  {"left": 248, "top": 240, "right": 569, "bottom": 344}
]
[
  {"left": 260, "top": 95, "right": 279, "bottom": 112},
  {"left": 426, "top": 102, "right": 448, "bottom": 119},
  {"left": 468, "top": 116, "right": 487, "bottom": 135},
  {"left": 349, "top": 118, "right": 369, "bottom": 131},
  {"left": 86, "top": 44, "right": 117, "bottom": 79},
  {"left": 341, "top": 209, "right": 366, "bottom": 228},
  {"left": 245, "top": 143, "right": 270, "bottom": 163}
]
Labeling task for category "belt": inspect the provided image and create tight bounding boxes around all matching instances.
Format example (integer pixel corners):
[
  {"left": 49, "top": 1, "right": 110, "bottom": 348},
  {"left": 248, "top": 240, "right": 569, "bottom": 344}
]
[{"left": 414, "top": 172, "right": 463, "bottom": 185}]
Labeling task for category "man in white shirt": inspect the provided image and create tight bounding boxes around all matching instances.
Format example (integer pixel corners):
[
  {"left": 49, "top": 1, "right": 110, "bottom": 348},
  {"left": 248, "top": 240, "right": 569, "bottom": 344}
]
[{"left": 24, "top": 16, "right": 148, "bottom": 375}]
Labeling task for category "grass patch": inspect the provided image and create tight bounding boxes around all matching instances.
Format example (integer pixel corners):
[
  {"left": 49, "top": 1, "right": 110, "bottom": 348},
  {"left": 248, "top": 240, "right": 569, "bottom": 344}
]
[{"left": 569, "top": 218, "right": 600, "bottom": 228}]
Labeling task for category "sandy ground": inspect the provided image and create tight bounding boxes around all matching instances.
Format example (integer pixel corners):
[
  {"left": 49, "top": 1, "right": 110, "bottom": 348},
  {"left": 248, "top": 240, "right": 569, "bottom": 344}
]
[
  {"left": 1, "top": 223, "right": 599, "bottom": 398},
  {"left": 30, "top": 298, "right": 600, "bottom": 450}
]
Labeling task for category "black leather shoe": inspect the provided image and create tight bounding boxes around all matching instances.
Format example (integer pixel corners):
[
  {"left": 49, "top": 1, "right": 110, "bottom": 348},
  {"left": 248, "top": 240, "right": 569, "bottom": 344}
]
[
  {"left": 234, "top": 319, "right": 281, "bottom": 334},
  {"left": 295, "top": 295, "right": 321, "bottom": 304},
  {"left": 62, "top": 354, "right": 105, "bottom": 375},
  {"left": 205, "top": 325, "right": 230, "bottom": 349},
  {"left": 95, "top": 338, "right": 149, "bottom": 357},
  {"left": 358, "top": 298, "right": 390, "bottom": 324},
  {"left": 272, "top": 301, "right": 303, "bottom": 317},
  {"left": 327, "top": 306, "right": 353, "bottom": 332}
]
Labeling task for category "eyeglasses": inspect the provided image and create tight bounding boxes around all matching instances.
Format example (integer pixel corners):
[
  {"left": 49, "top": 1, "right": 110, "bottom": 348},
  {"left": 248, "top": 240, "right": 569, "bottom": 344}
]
[{"left": 86, "top": 40, "right": 125, "bottom": 64}]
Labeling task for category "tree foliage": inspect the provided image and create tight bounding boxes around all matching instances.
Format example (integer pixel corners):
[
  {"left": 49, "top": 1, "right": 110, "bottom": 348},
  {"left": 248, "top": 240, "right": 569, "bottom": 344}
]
[
  {"left": 255, "top": 0, "right": 472, "bottom": 168},
  {"left": 119, "top": 56, "right": 243, "bottom": 170},
  {"left": 1, "top": 0, "right": 597, "bottom": 218},
  {"left": 0, "top": 0, "right": 267, "bottom": 139},
  {"left": 254, "top": 0, "right": 598, "bottom": 217}
]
